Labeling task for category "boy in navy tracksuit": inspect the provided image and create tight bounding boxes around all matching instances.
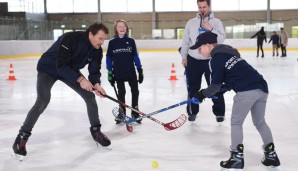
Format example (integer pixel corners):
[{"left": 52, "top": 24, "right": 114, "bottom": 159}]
[
  {"left": 12, "top": 22, "right": 111, "bottom": 161},
  {"left": 191, "top": 32, "right": 281, "bottom": 170},
  {"left": 106, "top": 19, "right": 143, "bottom": 124}
]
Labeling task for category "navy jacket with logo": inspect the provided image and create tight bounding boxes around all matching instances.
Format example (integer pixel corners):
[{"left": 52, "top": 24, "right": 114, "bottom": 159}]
[
  {"left": 210, "top": 44, "right": 268, "bottom": 93},
  {"left": 37, "top": 31, "right": 102, "bottom": 85},
  {"left": 106, "top": 34, "right": 142, "bottom": 80}
]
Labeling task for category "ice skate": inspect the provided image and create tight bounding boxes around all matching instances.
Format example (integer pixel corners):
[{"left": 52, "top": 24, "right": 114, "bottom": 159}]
[
  {"left": 188, "top": 115, "right": 196, "bottom": 122},
  {"left": 115, "top": 105, "right": 126, "bottom": 124},
  {"left": 216, "top": 116, "right": 225, "bottom": 122},
  {"left": 261, "top": 143, "right": 281, "bottom": 170},
  {"left": 115, "top": 112, "right": 126, "bottom": 124},
  {"left": 131, "top": 106, "right": 142, "bottom": 124},
  {"left": 90, "top": 125, "right": 112, "bottom": 150},
  {"left": 216, "top": 116, "right": 225, "bottom": 126},
  {"left": 220, "top": 144, "right": 244, "bottom": 171},
  {"left": 11, "top": 131, "right": 31, "bottom": 161}
]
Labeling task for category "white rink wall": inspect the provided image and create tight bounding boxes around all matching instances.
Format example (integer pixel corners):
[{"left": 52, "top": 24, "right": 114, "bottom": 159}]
[{"left": 0, "top": 39, "right": 297, "bottom": 57}]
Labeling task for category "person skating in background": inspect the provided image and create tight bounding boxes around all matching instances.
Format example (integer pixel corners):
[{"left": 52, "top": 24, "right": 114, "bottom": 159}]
[
  {"left": 268, "top": 31, "right": 280, "bottom": 57},
  {"left": 106, "top": 19, "right": 144, "bottom": 124},
  {"left": 251, "top": 26, "right": 267, "bottom": 57},
  {"left": 12, "top": 22, "right": 111, "bottom": 161},
  {"left": 180, "top": 0, "right": 226, "bottom": 122},
  {"left": 190, "top": 32, "right": 281, "bottom": 170},
  {"left": 280, "top": 27, "right": 289, "bottom": 57}
]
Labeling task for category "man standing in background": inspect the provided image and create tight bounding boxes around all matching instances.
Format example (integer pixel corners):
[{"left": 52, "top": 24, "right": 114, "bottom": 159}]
[
  {"left": 180, "top": 0, "right": 226, "bottom": 122},
  {"left": 280, "top": 27, "right": 288, "bottom": 57}
]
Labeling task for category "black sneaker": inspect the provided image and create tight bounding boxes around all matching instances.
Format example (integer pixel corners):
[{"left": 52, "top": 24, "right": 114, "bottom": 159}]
[
  {"left": 188, "top": 115, "right": 196, "bottom": 121},
  {"left": 12, "top": 131, "right": 31, "bottom": 161},
  {"left": 220, "top": 144, "right": 244, "bottom": 170},
  {"left": 90, "top": 125, "right": 111, "bottom": 147},
  {"left": 216, "top": 116, "right": 225, "bottom": 122},
  {"left": 131, "top": 106, "right": 142, "bottom": 124},
  {"left": 261, "top": 142, "right": 280, "bottom": 167}
]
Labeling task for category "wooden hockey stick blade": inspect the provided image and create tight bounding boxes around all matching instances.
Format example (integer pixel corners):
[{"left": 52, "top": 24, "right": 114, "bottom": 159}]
[{"left": 163, "top": 114, "right": 187, "bottom": 131}]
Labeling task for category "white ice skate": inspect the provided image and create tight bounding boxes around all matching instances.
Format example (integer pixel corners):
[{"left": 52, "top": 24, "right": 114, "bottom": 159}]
[{"left": 11, "top": 153, "right": 24, "bottom": 161}]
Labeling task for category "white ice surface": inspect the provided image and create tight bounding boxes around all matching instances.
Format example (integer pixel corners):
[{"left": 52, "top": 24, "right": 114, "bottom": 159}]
[{"left": 0, "top": 51, "right": 297, "bottom": 171}]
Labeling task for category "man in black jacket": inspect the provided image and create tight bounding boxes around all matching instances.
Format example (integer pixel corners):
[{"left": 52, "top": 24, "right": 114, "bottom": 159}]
[{"left": 12, "top": 22, "right": 111, "bottom": 161}]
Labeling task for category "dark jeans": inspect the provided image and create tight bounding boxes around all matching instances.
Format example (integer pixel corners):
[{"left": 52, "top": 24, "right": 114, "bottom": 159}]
[
  {"left": 186, "top": 55, "right": 225, "bottom": 117},
  {"left": 116, "top": 78, "right": 139, "bottom": 109},
  {"left": 257, "top": 42, "right": 264, "bottom": 56},
  {"left": 280, "top": 44, "right": 287, "bottom": 56},
  {"left": 20, "top": 72, "right": 100, "bottom": 133}
]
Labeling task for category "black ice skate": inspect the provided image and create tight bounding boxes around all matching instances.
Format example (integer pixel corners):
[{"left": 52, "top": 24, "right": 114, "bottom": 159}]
[
  {"left": 216, "top": 116, "right": 225, "bottom": 122},
  {"left": 220, "top": 144, "right": 244, "bottom": 170},
  {"left": 11, "top": 131, "right": 31, "bottom": 161},
  {"left": 188, "top": 115, "right": 196, "bottom": 121},
  {"left": 90, "top": 125, "right": 111, "bottom": 149},
  {"left": 261, "top": 142, "right": 281, "bottom": 168},
  {"left": 131, "top": 106, "right": 142, "bottom": 124}
]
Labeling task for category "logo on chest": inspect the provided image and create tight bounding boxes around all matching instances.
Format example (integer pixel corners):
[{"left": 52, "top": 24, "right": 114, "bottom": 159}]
[{"left": 113, "top": 46, "right": 132, "bottom": 53}]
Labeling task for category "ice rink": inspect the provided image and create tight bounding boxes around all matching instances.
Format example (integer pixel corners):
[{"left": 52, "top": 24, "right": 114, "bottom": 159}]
[{"left": 0, "top": 51, "right": 298, "bottom": 171}]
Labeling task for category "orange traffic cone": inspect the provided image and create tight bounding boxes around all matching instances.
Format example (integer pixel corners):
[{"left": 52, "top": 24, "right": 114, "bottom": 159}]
[
  {"left": 168, "top": 63, "right": 178, "bottom": 80},
  {"left": 7, "top": 64, "right": 17, "bottom": 80}
]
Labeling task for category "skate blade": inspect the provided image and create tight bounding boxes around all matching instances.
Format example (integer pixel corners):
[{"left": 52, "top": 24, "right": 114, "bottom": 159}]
[
  {"left": 101, "top": 146, "right": 112, "bottom": 150},
  {"left": 11, "top": 153, "right": 24, "bottom": 161},
  {"left": 221, "top": 168, "right": 243, "bottom": 171},
  {"left": 96, "top": 143, "right": 112, "bottom": 150},
  {"left": 268, "top": 165, "right": 282, "bottom": 171},
  {"left": 217, "top": 122, "right": 224, "bottom": 126}
]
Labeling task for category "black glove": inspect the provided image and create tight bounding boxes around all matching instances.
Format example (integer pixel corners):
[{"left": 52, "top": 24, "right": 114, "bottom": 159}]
[
  {"left": 219, "top": 84, "right": 231, "bottom": 94},
  {"left": 193, "top": 90, "right": 206, "bottom": 102},
  {"left": 211, "top": 84, "right": 231, "bottom": 99},
  {"left": 107, "top": 71, "right": 115, "bottom": 86},
  {"left": 137, "top": 68, "right": 144, "bottom": 84},
  {"left": 178, "top": 47, "right": 182, "bottom": 54}
]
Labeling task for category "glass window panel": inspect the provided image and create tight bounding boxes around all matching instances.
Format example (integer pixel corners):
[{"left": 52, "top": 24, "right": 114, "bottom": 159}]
[
  {"left": 239, "top": 0, "right": 266, "bottom": 10},
  {"left": 155, "top": 0, "right": 183, "bottom": 12},
  {"left": 2, "top": 0, "right": 298, "bottom": 13},
  {"left": 127, "top": 0, "right": 152, "bottom": 12},
  {"left": 271, "top": 0, "right": 298, "bottom": 9},
  {"left": 212, "top": 0, "right": 239, "bottom": 11},
  {"left": 47, "top": 0, "right": 73, "bottom": 13},
  {"left": 0, "top": 0, "right": 43, "bottom": 13},
  {"left": 211, "top": 0, "right": 239, "bottom": 11},
  {"left": 0, "top": 0, "right": 24, "bottom": 12},
  {"left": 101, "top": 0, "right": 128, "bottom": 12},
  {"left": 212, "top": 0, "right": 267, "bottom": 11},
  {"left": 182, "top": 0, "right": 197, "bottom": 11},
  {"left": 73, "top": 0, "right": 97, "bottom": 12},
  {"left": 101, "top": 0, "right": 152, "bottom": 12}
]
